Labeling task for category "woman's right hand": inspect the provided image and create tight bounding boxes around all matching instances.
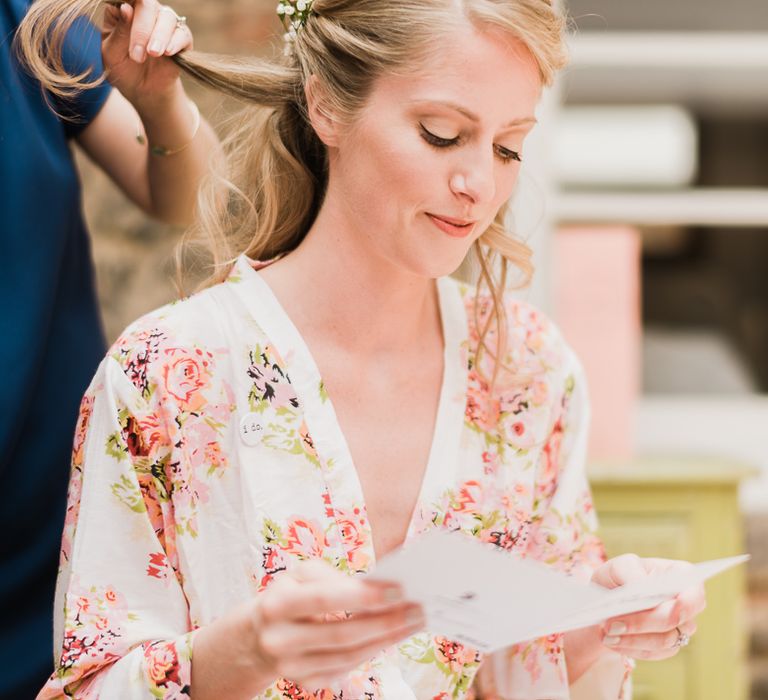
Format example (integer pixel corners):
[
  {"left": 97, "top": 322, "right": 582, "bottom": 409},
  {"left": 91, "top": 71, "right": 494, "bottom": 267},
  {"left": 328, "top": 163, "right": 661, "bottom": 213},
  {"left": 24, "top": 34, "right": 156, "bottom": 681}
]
[
  {"left": 252, "top": 560, "right": 424, "bottom": 688},
  {"left": 192, "top": 560, "right": 425, "bottom": 698}
]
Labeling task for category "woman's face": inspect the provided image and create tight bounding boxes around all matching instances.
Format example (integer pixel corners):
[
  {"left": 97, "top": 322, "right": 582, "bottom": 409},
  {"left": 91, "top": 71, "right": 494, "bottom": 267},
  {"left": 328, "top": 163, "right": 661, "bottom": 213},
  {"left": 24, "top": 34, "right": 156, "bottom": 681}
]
[{"left": 323, "top": 25, "right": 543, "bottom": 279}]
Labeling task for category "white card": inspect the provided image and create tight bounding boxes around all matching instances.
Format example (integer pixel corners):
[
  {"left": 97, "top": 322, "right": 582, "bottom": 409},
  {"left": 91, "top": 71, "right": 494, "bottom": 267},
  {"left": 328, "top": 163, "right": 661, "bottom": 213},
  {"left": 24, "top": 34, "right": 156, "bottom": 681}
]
[{"left": 369, "top": 530, "right": 749, "bottom": 653}]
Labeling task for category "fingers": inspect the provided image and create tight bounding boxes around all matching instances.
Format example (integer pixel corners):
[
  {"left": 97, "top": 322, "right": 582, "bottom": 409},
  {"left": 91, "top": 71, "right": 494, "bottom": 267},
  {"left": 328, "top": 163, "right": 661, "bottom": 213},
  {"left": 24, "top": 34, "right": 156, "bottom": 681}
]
[
  {"left": 592, "top": 553, "right": 648, "bottom": 590},
  {"left": 127, "top": 0, "right": 156, "bottom": 62},
  {"left": 261, "top": 603, "right": 423, "bottom": 656},
  {"left": 603, "top": 621, "right": 697, "bottom": 661},
  {"left": 102, "top": 2, "right": 132, "bottom": 41},
  {"left": 127, "top": 0, "right": 190, "bottom": 62},
  {"left": 260, "top": 576, "right": 402, "bottom": 624},
  {"left": 270, "top": 610, "right": 424, "bottom": 688},
  {"left": 603, "top": 583, "right": 706, "bottom": 637},
  {"left": 146, "top": 6, "right": 177, "bottom": 57},
  {"left": 251, "top": 564, "right": 423, "bottom": 689},
  {"left": 164, "top": 18, "right": 193, "bottom": 55}
]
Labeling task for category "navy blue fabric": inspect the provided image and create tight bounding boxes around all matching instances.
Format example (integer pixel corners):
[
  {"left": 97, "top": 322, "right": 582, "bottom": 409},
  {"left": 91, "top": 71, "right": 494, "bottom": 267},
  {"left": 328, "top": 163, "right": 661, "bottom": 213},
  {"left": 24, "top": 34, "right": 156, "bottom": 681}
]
[{"left": 0, "top": 2, "right": 112, "bottom": 696}]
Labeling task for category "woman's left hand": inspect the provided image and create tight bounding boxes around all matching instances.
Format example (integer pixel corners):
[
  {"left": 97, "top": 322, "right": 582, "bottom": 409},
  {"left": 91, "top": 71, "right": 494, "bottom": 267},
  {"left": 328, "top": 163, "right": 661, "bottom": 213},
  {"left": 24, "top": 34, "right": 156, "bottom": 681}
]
[
  {"left": 101, "top": 0, "right": 193, "bottom": 106},
  {"left": 592, "top": 554, "right": 707, "bottom": 660}
]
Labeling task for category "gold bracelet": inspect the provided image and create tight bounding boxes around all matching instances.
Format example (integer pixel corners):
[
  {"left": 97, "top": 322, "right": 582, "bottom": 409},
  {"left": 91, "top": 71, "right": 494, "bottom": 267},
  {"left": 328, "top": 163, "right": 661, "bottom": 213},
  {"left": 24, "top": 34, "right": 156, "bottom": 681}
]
[{"left": 135, "top": 100, "right": 201, "bottom": 157}]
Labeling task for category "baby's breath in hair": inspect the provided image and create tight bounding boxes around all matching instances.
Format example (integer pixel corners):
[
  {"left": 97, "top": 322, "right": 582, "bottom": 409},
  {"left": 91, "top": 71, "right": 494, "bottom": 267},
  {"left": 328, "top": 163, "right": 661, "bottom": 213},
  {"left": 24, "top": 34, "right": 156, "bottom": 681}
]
[{"left": 277, "top": 0, "right": 313, "bottom": 53}]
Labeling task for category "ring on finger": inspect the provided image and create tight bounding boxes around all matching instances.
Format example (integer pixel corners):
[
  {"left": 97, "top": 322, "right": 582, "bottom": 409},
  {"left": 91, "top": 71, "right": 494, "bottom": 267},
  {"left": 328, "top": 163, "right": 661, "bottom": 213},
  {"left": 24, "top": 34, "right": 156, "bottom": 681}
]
[
  {"left": 160, "top": 6, "right": 187, "bottom": 29},
  {"left": 673, "top": 625, "right": 691, "bottom": 649}
]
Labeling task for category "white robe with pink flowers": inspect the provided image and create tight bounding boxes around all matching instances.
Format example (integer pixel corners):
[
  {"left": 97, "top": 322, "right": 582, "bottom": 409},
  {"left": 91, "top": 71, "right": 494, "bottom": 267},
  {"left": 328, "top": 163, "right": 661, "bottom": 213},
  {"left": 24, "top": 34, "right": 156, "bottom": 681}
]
[{"left": 39, "top": 255, "right": 631, "bottom": 699}]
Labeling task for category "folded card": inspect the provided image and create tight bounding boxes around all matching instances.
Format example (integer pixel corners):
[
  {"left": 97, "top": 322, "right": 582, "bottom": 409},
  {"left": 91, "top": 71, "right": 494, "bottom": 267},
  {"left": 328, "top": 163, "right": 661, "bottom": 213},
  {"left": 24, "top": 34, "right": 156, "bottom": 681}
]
[{"left": 369, "top": 530, "right": 749, "bottom": 653}]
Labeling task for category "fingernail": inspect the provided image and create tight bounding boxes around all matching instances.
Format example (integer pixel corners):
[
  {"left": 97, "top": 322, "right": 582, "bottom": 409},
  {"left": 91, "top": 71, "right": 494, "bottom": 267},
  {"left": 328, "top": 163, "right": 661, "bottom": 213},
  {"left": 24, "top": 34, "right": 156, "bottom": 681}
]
[
  {"left": 608, "top": 622, "right": 627, "bottom": 636},
  {"left": 604, "top": 635, "right": 621, "bottom": 647},
  {"left": 148, "top": 40, "right": 162, "bottom": 55},
  {"left": 131, "top": 44, "right": 145, "bottom": 62}
]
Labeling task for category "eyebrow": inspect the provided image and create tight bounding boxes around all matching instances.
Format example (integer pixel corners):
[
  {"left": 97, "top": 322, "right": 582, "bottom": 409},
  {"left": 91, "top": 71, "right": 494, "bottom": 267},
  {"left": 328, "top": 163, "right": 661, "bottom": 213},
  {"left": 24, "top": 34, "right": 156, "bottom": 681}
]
[{"left": 411, "top": 100, "right": 538, "bottom": 129}]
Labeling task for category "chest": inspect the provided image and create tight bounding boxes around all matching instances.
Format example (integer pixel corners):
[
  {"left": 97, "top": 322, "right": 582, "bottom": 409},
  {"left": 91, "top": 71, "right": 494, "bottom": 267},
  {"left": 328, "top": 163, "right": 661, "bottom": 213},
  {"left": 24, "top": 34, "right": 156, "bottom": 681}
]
[{"left": 318, "top": 354, "right": 445, "bottom": 559}]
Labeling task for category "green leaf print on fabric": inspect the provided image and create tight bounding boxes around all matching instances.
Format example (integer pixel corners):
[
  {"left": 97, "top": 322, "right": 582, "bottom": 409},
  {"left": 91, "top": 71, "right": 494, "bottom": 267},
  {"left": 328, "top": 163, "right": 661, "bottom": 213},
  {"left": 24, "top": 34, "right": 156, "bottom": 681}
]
[
  {"left": 111, "top": 474, "right": 147, "bottom": 513},
  {"left": 400, "top": 635, "right": 481, "bottom": 698},
  {"left": 246, "top": 345, "right": 323, "bottom": 469},
  {"left": 106, "top": 431, "right": 127, "bottom": 462},
  {"left": 247, "top": 344, "right": 299, "bottom": 413}
]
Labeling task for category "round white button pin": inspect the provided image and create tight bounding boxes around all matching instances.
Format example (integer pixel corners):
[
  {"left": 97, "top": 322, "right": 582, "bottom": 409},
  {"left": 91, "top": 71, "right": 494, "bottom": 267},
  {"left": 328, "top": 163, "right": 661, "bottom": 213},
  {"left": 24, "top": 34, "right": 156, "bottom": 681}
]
[{"left": 239, "top": 412, "right": 266, "bottom": 446}]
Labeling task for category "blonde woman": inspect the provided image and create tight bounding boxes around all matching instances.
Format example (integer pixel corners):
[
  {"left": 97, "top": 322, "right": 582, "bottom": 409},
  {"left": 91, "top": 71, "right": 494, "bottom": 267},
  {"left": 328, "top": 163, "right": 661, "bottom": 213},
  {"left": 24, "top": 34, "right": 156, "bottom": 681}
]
[
  {"left": 3, "top": 0, "right": 218, "bottom": 695},
  {"left": 23, "top": 1, "right": 705, "bottom": 698}
]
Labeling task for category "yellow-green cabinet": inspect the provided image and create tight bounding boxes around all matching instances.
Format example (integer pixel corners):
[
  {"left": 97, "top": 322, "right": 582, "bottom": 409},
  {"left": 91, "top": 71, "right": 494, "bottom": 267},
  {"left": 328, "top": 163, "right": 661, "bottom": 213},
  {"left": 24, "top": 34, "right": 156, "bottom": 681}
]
[{"left": 588, "top": 459, "right": 753, "bottom": 700}]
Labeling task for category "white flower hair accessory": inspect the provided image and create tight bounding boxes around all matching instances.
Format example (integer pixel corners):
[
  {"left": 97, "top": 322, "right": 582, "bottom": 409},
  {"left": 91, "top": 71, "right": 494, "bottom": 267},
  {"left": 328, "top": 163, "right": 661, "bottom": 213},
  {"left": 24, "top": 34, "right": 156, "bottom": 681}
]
[{"left": 277, "top": 0, "right": 313, "bottom": 49}]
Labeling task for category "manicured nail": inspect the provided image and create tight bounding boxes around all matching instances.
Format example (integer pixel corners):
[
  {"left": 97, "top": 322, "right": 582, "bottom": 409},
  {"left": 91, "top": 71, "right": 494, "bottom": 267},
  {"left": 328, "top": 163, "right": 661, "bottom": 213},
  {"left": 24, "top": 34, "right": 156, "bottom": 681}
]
[
  {"left": 608, "top": 622, "right": 627, "bottom": 636},
  {"left": 148, "top": 40, "right": 162, "bottom": 55},
  {"left": 131, "top": 44, "right": 145, "bottom": 62},
  {"left": 604, "top": 635, "right": 621, "bottom": 647}
]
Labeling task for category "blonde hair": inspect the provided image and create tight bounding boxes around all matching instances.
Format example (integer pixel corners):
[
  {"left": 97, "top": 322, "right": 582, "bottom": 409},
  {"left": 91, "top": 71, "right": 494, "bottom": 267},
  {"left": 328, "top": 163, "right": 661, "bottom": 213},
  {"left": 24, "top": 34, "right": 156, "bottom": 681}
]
[{"left": 18, "top": 0, "right": 568, "bottom": 381}]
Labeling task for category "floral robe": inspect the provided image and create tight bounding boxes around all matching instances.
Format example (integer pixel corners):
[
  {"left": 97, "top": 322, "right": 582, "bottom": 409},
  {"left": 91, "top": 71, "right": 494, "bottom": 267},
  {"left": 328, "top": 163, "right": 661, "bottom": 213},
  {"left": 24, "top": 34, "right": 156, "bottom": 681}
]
[{"left": 38, "top": 255, "right": 631, "bottom": 699}]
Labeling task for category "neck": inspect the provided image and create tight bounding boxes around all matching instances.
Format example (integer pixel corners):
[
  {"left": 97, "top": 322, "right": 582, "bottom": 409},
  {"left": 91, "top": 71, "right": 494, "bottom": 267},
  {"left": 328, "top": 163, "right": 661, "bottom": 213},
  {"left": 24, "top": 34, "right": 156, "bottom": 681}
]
[{"left": 259, "top": 197, "right": 442, "bottom": 355}]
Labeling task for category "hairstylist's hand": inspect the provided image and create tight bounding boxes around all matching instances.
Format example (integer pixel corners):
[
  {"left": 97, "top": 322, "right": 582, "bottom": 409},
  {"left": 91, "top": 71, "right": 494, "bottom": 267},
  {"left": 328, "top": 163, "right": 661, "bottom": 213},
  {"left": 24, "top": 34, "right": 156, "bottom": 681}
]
[
  {"left": 592, "top": 554, "right": 706, "bottom": 661},
  {"left": 101, "top": 0, "right": 193, "bottom": 106}
]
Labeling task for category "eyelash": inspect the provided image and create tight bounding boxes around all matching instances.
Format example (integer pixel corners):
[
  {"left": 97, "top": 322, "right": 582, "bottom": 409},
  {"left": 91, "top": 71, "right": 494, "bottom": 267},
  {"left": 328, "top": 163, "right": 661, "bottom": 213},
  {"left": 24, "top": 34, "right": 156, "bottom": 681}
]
[{"left": 419, "top": 124, "right": 522, "bottom": 163}]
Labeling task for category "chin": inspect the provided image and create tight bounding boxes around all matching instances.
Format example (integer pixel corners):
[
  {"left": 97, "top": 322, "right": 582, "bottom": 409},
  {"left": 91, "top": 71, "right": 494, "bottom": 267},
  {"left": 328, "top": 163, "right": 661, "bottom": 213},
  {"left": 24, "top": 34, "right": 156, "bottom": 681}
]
[{"left": 401, "top": 247, "right": 471, "bottom": 280}]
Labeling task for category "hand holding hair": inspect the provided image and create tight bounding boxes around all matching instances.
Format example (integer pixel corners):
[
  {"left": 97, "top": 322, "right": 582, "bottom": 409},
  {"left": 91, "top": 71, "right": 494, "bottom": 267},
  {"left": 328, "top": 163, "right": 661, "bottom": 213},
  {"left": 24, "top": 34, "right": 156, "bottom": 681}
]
[{"left": 101, "top": 0, "right": 193, "bottom": 108}]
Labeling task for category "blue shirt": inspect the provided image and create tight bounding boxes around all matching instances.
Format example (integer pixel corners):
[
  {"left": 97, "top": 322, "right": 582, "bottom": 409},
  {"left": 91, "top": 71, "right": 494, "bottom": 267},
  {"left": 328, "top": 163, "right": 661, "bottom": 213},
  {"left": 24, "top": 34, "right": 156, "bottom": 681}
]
[{"left": 0, "top": 1, "right": 111, "bottom": 695}]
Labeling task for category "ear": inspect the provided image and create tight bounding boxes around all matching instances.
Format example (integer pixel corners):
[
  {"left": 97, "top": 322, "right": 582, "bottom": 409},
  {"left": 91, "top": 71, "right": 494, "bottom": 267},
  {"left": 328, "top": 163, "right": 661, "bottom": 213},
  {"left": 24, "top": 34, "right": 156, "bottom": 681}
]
[{"left": 305, "top": 74, "right": 341, "bottom": 147}]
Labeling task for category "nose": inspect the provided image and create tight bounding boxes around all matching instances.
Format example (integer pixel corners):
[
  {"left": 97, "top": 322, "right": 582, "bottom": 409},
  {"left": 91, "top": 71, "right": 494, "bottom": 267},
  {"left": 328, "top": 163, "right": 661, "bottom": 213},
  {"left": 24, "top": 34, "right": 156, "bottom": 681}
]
[{"left": 450, "top": 151, "right": 496, "bottom": 205}]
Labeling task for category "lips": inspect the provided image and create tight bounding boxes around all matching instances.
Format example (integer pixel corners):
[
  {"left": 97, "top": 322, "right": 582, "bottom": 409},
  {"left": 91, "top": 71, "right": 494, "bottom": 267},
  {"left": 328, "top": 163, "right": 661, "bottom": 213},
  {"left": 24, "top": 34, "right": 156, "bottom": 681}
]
[{"left": 427, "top": 213, "right": 476, "bottom": 239}]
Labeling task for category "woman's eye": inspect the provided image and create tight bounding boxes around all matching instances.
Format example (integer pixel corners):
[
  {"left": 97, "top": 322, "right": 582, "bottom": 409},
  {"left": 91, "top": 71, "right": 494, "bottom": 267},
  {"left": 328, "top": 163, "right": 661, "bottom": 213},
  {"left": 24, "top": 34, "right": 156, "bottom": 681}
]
[
  {"left": 420, "top": 123, "right": 522, "bottom": 163},
  {"left": 495, "top": 145, "right": 522, "bottom": 163},
  {"left": 420, "top": 124, "right": 460, "bottom": 148}
]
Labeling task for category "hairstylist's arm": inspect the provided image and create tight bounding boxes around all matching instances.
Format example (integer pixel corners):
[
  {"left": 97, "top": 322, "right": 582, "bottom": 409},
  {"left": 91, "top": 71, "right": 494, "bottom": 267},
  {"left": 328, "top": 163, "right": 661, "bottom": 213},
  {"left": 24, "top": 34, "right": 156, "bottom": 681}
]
[
  {"left": 191, "top": 561, "right": 425, "bottom": 700},
  {"left": 77, "top": 0, "right": 219, "bottom": 226}
]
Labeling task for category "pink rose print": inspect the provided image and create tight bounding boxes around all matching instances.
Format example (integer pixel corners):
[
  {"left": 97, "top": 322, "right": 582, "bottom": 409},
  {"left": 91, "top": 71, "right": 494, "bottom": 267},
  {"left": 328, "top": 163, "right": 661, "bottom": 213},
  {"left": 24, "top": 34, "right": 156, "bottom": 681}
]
[
  {"left": 334, "top": 507, "right": 371, "bottom": 572},
  {"left": 58, "top": 584, "right": 129, "bottom": 680},
  {"left": 299, "top": 421, "right": 318, "bottom": 460},
  {"left": 259, "top": 544, "right": 287, "bottom": 591},
  {"left": 247, "top": 345, "right": 300, "bottom": 411},
  {"left": 465, "top": 377, "right": 501, "bottom": 432},
  {"left": 453, "top": 480, "right": 482, "bottom": 513},
  {"left": 435, "top": 637, "right": 479, "bottom": 674},
  {"left": 275, "top": 678, "right": 312, "bottom": 699},
  {"left": 283, "top": 518, "right": 328, "bottom": 559},
  {"left": 143, "top": 640, "right": 181, "bottom": 687},
  {"left": 162, "top": 347, "right": 212, "bottom": 412},
  {"left": 147, "top": 552, "right": 170, "bottom": 580}
]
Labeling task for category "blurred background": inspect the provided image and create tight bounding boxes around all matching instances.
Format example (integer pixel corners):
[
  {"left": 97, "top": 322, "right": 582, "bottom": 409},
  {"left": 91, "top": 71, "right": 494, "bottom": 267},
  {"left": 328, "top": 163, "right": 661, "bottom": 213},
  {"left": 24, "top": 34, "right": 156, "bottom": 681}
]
[{"left": 75, "top": 0, "right": 767, "bottom": 698}]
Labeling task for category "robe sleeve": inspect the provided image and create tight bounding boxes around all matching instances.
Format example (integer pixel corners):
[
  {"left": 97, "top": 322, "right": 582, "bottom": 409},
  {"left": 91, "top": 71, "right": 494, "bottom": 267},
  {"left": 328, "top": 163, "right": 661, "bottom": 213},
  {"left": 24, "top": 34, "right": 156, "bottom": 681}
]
[{"left": 38, "top": 356, "right": 194, "bottom": 699}]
